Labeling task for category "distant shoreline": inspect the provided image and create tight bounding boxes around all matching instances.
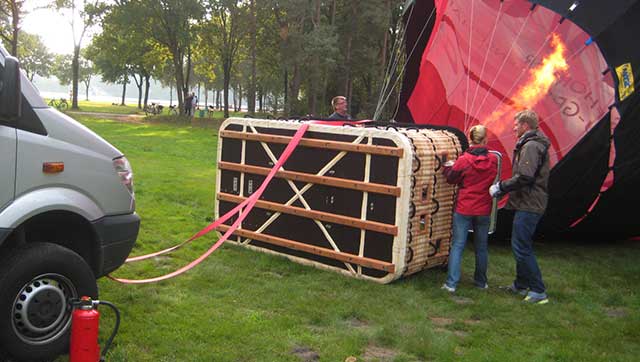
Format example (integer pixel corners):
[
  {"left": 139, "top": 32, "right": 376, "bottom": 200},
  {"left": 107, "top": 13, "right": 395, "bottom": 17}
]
[{"left": 40, "top": 91, "right": 177, "bottom": 107}]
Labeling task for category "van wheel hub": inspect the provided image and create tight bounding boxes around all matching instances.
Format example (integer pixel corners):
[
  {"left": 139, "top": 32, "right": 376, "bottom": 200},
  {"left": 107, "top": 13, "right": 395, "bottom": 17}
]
[{"left": 12, "top": 274, "right": 75, "bottom": 345}]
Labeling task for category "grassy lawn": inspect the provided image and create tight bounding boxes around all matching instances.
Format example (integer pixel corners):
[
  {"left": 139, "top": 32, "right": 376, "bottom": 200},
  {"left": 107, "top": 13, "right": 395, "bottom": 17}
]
[{"left": 54, "top": 114, "right": 640, "bottom": 362}]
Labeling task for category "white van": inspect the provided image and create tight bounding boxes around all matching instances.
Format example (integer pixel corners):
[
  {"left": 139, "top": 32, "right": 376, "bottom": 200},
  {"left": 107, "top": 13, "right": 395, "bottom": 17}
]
[{"left": 0, "top": 49, "right": 139, "bottom": 361}]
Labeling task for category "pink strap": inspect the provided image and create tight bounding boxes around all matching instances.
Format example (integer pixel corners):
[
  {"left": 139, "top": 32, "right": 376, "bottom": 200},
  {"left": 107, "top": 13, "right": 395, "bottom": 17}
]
[
  {"left": 109, "top": 123, "right": 309, "bottom": 284},
  {"left": 123, "top": 120, "right": 370, "bottom": 263}
]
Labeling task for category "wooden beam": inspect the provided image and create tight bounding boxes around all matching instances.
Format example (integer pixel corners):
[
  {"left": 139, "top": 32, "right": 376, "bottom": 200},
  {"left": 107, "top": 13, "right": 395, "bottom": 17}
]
[
  {"left": 217, "top": 224, "right": 396, "bottom": 273},
  {"left": 218, "top": 193, "right": 398, "bottom": 235},
  {"left": 220, "top": 130, "right": 404, "bottom": 157},
  {"left": 219, "top": 162, "right": 401, "bottom": 197}
]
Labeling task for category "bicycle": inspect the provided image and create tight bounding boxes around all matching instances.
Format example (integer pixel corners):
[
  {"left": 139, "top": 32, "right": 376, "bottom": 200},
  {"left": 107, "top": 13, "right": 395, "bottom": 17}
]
[
  {"left": 143, "top": 102, "right": 164, "bottom": 116},
  {"left": 167, "top": 105, "right": 178, "bottom": 115},
  {"left": 48, "top": 98, "right": 69, "bottom": 111}
]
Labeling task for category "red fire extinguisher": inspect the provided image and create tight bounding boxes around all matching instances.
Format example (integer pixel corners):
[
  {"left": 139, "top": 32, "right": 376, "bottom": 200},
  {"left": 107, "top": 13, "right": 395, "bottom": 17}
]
[{"left": 70, "top": 296, "right": 121, "bottom": 362}]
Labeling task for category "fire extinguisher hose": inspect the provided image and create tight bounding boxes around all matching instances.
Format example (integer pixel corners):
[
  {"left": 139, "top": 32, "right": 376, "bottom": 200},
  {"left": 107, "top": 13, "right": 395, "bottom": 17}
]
[{"left": 97, "top": 300, "right": 120, "bottom": 362}]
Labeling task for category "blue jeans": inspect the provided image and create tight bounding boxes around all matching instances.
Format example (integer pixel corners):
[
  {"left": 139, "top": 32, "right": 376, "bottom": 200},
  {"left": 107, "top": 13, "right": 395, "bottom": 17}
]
[
  {"left": 445, "top": 212, "right": 490, "bottom": 289},
  {"left": 511, "top": 210, "right": 546, "bottom": 295}
]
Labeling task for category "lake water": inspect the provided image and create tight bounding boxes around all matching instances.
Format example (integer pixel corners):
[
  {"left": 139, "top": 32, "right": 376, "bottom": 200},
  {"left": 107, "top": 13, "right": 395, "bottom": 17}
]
[{"left": 39, "top": 91, "right": 179, "bottom": 108}]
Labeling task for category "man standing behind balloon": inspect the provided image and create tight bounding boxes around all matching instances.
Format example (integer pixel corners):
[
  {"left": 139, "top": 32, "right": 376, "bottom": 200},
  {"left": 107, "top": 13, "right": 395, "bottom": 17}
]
[{"left": 489, "top": 109, "right": 550, "bottom": 304}]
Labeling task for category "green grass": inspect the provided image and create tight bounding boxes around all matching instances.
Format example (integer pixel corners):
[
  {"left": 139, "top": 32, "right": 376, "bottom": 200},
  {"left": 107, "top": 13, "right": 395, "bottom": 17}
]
[{"left": 53, "top": 114, "right": 640, "bottom": 362}]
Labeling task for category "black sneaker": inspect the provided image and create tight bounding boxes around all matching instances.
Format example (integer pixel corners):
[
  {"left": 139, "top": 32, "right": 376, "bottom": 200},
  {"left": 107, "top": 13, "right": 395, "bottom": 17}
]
[{"left": 499, "top": 284, "right": 528, "bottom": 296}]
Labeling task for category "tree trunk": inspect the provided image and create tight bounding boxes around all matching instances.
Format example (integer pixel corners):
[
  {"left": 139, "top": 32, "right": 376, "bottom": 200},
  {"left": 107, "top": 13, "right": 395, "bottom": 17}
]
[
  {"left": 232, "top": 86, "right": 237, "bottom": 112},
  {"left": 171, "top": 48, "right": 185, "bottom": 114},
  {"left": 185, "top": 46, "right": 192, "bottom": 95},
  {"left": 169, "top": 84, "right": 173, "bottom": 106},
  {"left": 238, "top": 83, "right": 243, "bottom": 112},
  {"left": 344, "top": 37, "right": 353, "bottom": 97},
  {"left": 10, "top": 2, "right": 19, "bottom": 56},
  {"left": 132, "top": 74, "right": 143, "bottom": 109},
  {"left": 273, "top": 93, "right": 278, "bottom": 113},
  {"left": 72, "top": 45, "right": 80, "bottom": 109},
  {"left": 309, "top": 0, "right": 322, "bottom": 116},
  {"left": 84, "top": 79, "right": 90, "bottom": 101},
  {"left": 381, "top": 0, "right": 391, "bottom": 78},
  {"left": 343, "top": 2, "right": 358, "bottom": 115},
  {"left": 291, "top": 64, "right": 301, "bottom": 102},
  {"left": 330, "top": 0, "right": 337, "bottom": 25},
  {"left": 248, "top": 0, "right": 257, "bottom": 115},
  {"left": 283, "top": 67, "right": 288, "bottom": 116},
  {"left": 120, "top": 75, "right": 127, "bottom": 106},
  {"left": 143, "top": 75, "right": 151, "bottom": 108},
  {"left": 223, "top": 59, "right": 231, "bottom": 118}
]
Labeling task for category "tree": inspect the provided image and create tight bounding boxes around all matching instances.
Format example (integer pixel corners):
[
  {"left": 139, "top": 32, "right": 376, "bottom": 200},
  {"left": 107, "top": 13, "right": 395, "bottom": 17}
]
[
  {"left": 0, "top": 0, "right": 26, "bottom": 56},
  {"left": 85, "top": 36, "right": 128, "bottom": 105},
  {"left": 18, "top": 32, "right": 53, "bottom": 81},
  {"left": 52, "top": 52, "right": 94, "bottom": 101},
  {"left": 88, "top": 2, "right": 160, "bottom": 108},
  {"left": 53, "top": 0, "right": 105, "bottom": 109},
  {"left": 134, "top": 0, "right": 203, "bottom": 115},
  {"left": 52, "top": 54, "right": 73, "bottom": 85},
  {"left": 202, "top": 0, "right": 249, "bottom": 118}
]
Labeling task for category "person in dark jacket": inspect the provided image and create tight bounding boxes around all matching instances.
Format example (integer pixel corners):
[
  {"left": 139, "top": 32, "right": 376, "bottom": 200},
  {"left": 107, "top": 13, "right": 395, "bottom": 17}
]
[
  {"left": 441, "top": 125, "right": 499, "bottom": 292},
  {"left": 489, "top": 109, "right": 550, "bottom": 304},
  {"left": 185, "top": 93, "right": 194, "bottom": 116},
  {"left": 328, "top": 96, "right": 351, "bottom": 120}
]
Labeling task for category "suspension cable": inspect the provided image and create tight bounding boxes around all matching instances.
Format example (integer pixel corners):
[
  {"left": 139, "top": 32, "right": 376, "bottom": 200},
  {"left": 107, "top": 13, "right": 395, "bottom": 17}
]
[
  {"left": 374, "top": 4, "right": 414, "bottom": 120},
  {"left": 375, "top": 5, "right": 437, "bottom": 121},
  {"left": 463, "top": 0, "right": 476, "bottom": 127},
  {"left": 487, "top": 20, "right": 563, "bottom": 118},
  {"left": 473, "top": 7, "right": 535, "bottom": 119},
  {"left": 466, "top": 0, "right": 504, "bottom": 130}
]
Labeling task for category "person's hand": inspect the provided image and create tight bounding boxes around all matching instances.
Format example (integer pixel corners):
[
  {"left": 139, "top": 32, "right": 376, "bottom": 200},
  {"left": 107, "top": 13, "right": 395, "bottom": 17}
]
[
  {"left": 443, "top": 160, "right": 455, "bottom": 168},
  {"left": 489, "top": 182, "right": 503, "bottom": 198}
]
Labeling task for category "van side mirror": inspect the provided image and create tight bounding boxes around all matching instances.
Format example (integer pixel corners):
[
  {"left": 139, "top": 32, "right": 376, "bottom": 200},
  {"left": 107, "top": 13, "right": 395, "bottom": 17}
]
[{"left": 0, "top": 56, "right": 22, "bottom": 120}]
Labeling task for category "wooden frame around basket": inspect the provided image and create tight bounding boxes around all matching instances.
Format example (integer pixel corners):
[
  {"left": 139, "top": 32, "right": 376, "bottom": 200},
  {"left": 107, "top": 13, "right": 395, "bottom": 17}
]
[{"left": 215, "top": 118, "right": 415, "bottom": 283}]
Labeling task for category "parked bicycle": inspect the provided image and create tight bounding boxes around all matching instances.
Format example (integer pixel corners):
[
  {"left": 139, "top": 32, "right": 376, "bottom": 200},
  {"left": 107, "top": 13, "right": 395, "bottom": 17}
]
[
  {"left": 143, "top": 102, "right": 164, "bottom": 116},
  {"left": 167, "top": 105, "right": 178, "bottom": 115},
  {"left": 48, "top": 98, "right": 69, "bottom": 111}
]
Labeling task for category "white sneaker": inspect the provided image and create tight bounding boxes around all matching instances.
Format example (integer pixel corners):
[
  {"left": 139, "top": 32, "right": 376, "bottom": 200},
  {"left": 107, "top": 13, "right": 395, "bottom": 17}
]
[{"left": 441, "top": 284, "right": 456, "bottom": 293}]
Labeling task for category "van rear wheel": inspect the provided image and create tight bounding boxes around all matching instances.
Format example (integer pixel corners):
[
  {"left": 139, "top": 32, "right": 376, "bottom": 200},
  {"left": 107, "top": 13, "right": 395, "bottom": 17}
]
[{"left": 0, "top": 242, "right": 98, "bottom": 362}]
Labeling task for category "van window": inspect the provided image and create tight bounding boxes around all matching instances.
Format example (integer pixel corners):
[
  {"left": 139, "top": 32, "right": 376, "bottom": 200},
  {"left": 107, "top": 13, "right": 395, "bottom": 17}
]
[
  {"left": 0, "top": 62, "right": 47, "bottom": 135},
  {"left": 17, "top": 97, "right": 47, "bottom": 135}
]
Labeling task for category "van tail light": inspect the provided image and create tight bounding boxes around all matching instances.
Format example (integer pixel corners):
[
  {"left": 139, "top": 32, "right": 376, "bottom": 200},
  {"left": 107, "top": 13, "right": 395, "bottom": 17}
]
[{"left": 113, "top": 156, "right": 134, "bottom": 194}]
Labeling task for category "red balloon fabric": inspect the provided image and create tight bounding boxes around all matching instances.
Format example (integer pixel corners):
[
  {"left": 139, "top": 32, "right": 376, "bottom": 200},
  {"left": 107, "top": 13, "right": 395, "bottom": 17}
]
[{"left": 407, "top": 0, "right": 615, "bottom": 180}]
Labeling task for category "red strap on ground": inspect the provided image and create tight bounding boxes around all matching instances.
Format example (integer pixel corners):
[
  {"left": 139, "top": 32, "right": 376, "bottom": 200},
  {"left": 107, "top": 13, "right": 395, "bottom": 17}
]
[
  {"left": 108, "top": 119, "right": 372, "bottom": 284},
  {"left": 108, "top": 123, "right": 309, "bottom": 284},
  {"left": 124, "top": 120, "right": 371, "bottom": 264}
]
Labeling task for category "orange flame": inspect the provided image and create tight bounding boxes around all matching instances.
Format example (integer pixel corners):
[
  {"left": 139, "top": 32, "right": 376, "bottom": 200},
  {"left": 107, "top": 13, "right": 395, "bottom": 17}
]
[{"left": 483, "top": 33, "right": 569, "bottom": 134}]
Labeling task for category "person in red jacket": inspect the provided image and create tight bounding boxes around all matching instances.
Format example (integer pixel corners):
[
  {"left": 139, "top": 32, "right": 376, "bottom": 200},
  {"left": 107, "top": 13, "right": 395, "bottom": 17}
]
[{"left": 441, "top": 125, "right": 499, "bottom": 292}]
